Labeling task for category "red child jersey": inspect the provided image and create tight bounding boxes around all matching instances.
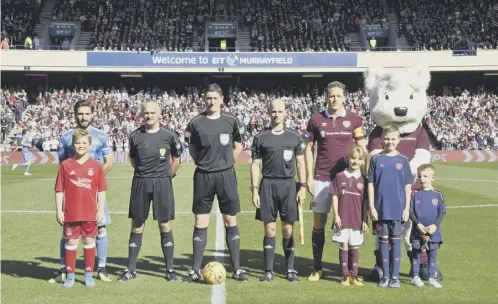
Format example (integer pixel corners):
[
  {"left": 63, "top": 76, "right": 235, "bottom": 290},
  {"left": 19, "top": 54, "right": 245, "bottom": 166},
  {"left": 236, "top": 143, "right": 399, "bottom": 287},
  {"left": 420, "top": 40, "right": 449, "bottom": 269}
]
[
  {"left": 330, "top": 170, "right": 367, "bottom": 230},
  {"left": 305, "top": 109, "right": 363, "bottom": 181},
  {"left": 55, "top": 158, "right": 107, "bottom": 222},
  {"left": 367, "top": 125, "right": 430, "bottom": 161}
]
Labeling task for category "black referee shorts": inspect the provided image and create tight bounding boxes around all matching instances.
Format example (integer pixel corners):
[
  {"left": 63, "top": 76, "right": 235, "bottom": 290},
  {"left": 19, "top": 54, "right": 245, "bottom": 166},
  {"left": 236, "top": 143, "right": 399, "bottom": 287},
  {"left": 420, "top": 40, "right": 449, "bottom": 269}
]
[
  {"left": 256, "top": 178, "right": 298, "bottom": 224},
  {"left": 192, "top": 167, "right": 240, "bottom": 215},
  {"left": 129, "top": 177, "right": 175, "bottom": 221}
]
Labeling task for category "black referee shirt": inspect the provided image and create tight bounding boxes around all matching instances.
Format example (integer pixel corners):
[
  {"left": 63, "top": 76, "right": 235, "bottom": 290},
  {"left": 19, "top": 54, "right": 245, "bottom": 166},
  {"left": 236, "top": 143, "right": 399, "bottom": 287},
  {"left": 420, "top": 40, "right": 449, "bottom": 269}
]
[
  {"left": 129, "top": 126, "right": 183, "bottom": 178},
  {"left": 251, "top": 128, "right": 305, "bottom": 178},
  {"left": 185, "top": 111, "right": 243, "bottom": 172}
]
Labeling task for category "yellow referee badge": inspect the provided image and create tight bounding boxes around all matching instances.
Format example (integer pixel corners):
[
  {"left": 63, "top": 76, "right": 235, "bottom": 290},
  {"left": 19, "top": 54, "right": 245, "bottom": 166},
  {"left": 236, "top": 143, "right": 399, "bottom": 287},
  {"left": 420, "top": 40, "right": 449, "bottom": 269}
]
[{"left": 159, "top": 148, "right": 166, "bottom": 157}]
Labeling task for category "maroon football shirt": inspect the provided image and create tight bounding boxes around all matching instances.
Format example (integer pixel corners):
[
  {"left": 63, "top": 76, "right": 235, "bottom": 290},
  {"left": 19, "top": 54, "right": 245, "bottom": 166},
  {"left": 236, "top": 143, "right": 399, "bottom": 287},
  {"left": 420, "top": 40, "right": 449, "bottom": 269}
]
[
  {"left": 305, "top": 110, "right": 363, "bottom": 181},
  {"left": 330, "top": 170, "right": 366, "bottom": 230},
  {"left": 367, "top": 125, "right": 430, "bottom": 161}
]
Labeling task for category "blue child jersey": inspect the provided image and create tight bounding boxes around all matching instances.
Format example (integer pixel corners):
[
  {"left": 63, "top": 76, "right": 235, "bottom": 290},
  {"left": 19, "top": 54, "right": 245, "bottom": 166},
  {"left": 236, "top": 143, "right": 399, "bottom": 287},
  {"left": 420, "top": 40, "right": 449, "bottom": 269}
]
[
  {"left": 410, "top": 190, "right": 446, "bottom": 243},
  {"left": 367, "top": 153, "right": 413, "bottom": 220}
]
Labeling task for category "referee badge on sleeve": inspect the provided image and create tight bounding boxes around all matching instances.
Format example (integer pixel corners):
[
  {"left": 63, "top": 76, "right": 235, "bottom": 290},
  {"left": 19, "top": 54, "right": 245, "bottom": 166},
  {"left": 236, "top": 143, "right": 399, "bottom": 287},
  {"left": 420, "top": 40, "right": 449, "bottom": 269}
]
[
  {"left": 283, "top": 150, "right": 293, "bottom": 161},
  {"left": 220, "top": 134, "right": 229, "bottom": 146}
]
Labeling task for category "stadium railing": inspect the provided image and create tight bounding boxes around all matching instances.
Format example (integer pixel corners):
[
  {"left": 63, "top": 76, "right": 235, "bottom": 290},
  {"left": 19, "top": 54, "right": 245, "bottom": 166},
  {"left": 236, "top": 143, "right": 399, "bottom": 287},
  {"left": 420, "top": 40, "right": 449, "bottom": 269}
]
[
  {"left": 5, "top": 45, "right": 258, "bottom": 52},
  {"left": 350, "top": 46, "right": 420, "bottom": 51},
  {"left": 6, "top": 45, "right": 487, "bottom": 54},
  {"left": 213, "top": 14, "right": 241, "bottom": 22}
]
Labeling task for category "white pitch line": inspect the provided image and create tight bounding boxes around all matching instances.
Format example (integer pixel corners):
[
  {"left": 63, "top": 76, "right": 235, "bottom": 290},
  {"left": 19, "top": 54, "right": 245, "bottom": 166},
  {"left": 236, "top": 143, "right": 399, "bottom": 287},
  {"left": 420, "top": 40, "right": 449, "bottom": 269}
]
[
  {"left": 3, "top": 176, "right": 497, "bottom": 183},
  {"left": 211, "top": 201, "right": 226, "bottom": 304},
  {"left": 2, "top": 176, "right": 191, "bottom": 182},
  {"left": 445, "top": 204, "right": 498, "bottom": 209},
  {"left": 3, "top": 177, "right": 130, "bottom": 182},
  {"left": 2, "top": 204, "right": 498, "bottom": 214},
  {"left": 0, "top": 210, "right": 192, "bottom": 214},
  {"left": 438, "top": 178, "right": 498, "bottom": 183}
]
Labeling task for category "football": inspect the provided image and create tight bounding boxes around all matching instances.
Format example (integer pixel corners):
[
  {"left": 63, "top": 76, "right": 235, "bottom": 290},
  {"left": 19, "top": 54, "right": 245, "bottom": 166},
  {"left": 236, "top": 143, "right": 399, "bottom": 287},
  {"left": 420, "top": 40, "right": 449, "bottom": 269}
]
[{"left": 202, "top": 261, "right": 226, "bottom": 285}]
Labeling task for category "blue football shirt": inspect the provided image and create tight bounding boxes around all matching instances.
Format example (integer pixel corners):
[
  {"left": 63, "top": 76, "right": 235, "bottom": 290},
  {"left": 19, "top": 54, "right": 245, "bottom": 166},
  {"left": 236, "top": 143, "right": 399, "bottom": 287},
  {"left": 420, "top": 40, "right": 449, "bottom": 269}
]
[
  {"left": 367, "top": 153, "right": 413, "bottom": 220},
  {"left": 21, "top": 135, "right": 31, "bottom": 154},
  {"left": 410, "top": 190, "right": 446, "bottom": 243},
  {"left": 58, "top": 126, "right": 112, "bottom": 164}
]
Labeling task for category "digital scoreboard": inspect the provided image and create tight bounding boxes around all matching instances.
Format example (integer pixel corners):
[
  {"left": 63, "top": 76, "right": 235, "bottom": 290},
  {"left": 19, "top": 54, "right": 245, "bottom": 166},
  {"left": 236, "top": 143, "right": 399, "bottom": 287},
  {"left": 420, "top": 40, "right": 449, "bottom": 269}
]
[{"left": 206, "top": 22, "right": 237, "bottom": 38}]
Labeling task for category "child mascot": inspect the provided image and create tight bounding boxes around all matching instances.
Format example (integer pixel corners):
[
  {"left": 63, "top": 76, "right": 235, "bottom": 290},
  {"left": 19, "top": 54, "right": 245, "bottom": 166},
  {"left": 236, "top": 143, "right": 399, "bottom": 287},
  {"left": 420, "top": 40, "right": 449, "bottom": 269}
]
[{"left": 364, "top": 65, "right": 443, "bottom": 282}]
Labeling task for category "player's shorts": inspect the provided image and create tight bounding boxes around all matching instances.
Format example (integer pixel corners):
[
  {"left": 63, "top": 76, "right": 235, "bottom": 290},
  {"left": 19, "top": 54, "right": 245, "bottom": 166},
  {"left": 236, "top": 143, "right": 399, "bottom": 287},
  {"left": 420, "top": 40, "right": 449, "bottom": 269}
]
[
  {"left": 256, "top": 178, "right": 298, "bottom": 224},
  {"left": 192, "top": 167, "right": 240, "bottom": 215},
  {"left": 373, "top": 220, "right": 402, "bottom": 237},
  {"left": 411, "top": 238, "right": 442, "bottom": 251},
  {"left": 22, "top": 151, "right": 33, "bottom": 163},
  {"left": 332, "top": 228, "right": 364, "bottom": 246},
  {"left": 129, "top": 177, "right": 175, "bottom": 221},
  {"left": 63, "top": 221, "right": 98, "bottom": 239},
  {"left": 97, "top": 200, "right": 111, "bottom": 227},
  {"left": 311, "top": 180, "right": 331, "bottom": 214}
]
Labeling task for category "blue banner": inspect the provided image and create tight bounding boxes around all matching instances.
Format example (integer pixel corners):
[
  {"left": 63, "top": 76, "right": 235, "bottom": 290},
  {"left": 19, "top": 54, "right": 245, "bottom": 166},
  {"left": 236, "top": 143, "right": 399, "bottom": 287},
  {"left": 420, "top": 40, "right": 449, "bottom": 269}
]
[{"left": 86, "top": 52, "right": 357, "bottom": 68}]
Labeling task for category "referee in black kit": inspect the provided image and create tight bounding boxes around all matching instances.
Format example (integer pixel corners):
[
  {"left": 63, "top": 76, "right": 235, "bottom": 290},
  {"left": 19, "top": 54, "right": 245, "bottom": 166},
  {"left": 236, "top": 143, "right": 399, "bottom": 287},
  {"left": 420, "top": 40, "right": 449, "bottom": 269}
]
[
  {"left": 250, "top": 99, "right": 307, "bottom": 282},
  {"left": 118, "top": 101, "right": 183, "bottom": 282},
  {"left": 183, "top": 83, "right": 248, "bottom": 283}
]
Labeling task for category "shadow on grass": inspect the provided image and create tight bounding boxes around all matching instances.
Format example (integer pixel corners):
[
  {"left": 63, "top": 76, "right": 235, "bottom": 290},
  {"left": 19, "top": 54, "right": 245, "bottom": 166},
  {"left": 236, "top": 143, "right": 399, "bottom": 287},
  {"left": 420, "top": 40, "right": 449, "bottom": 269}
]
[
  {"left": 3, "top": 249, "right": 383, "bottom": 283},
  {"left": 2, "top": 254, "right": 197, "bottom": 282},
  {"left": 146, "top": 249, "right": 373, "bottom": 282}
]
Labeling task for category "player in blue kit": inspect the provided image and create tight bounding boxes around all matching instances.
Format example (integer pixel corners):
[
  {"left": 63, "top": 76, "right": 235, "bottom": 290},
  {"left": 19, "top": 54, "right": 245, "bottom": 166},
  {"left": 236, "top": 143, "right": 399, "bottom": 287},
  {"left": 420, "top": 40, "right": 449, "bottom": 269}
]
[
  {"left": 12, "top": 130, "right": 34, "bottom": 176},
  {"left": 409, "top": 164, "right": 445, "bottom": 288},
  {"left": 367, "top": 125, "right": 413, "bottom": 288},
  {"left": 48, "top": 100, "right": 114, "bottom": 283}
]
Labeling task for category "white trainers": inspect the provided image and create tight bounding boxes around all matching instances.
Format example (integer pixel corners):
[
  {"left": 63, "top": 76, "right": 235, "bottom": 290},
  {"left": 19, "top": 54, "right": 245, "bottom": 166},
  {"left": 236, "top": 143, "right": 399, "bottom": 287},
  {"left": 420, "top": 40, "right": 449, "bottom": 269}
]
[
  {"left": 24, "top": 172, "right": 32, "bottom": 176},
  {"left": 427, "top": 278, "right": 442, "bottom": 288},
  {"left": 411, "top": 276, "right": 424, "bottom": 287}
]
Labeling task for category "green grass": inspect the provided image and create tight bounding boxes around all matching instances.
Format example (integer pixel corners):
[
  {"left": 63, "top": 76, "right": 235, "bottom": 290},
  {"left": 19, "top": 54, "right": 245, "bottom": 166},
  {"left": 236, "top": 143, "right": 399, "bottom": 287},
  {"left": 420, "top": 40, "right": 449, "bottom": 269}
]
[{"left": 2, "top": 163, "right": 498, "bottom": 303}]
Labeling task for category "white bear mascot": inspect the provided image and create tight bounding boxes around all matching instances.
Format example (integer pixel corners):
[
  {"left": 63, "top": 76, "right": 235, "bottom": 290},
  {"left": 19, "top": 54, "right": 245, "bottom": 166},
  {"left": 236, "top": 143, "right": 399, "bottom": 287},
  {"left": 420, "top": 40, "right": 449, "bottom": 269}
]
[{"left": 364, "top": 66, "right": 442, "bottom": 281}]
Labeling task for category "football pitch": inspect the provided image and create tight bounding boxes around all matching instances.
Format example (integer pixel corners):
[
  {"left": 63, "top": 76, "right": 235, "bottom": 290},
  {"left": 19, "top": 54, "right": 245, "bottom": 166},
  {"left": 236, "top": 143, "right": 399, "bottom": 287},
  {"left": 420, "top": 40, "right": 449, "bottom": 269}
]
[{"left": 2, "top": 163, "right": 498, "bottom": 304}]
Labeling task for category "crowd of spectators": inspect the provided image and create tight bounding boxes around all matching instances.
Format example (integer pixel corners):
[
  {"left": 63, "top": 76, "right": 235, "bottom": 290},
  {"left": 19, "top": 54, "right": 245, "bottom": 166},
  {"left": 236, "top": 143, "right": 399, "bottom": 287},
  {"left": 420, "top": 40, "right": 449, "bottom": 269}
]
[
  {"left": 51, "top": 0, "right": 90, "bottom": 24},
  {"left": 1, "top": 0, "right": 42, "bottom": 49},
  {"left": 88, "top": 0, "right": 214, "bottom": 52},
  {"left": 396, "top": 0, "right": 498, "bottom": 51},
  {"left": 4, "top": 0, "right": 498, "bottom": 52},
  {"left": 1, "top": 84, "right": 496, "bottom": 153},
  {"left": 46, "top": 0, "right": 214, "bottom": 52},
  {"left": 425, "top": 85, "right": 497, "bottom": 150},
  {"left": 231, "top": 0, "right": 387, "bottom": 52}
]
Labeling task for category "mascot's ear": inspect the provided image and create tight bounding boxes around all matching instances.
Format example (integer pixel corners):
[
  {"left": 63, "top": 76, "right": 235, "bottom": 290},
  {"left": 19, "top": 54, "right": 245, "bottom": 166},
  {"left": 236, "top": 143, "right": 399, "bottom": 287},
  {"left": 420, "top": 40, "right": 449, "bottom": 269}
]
[
  {"left": 406, "top": 65, "right": 431, "bottom": 91},
  {"left": 363, "top": 67, "right": 384, "bottom": 92}
]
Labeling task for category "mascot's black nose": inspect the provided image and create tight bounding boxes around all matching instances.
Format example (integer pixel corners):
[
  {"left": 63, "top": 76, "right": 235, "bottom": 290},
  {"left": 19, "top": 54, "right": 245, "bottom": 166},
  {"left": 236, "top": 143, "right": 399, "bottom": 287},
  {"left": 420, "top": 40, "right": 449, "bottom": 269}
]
[{"left": 394, "top": 107, "right": 408, "bottom": 117}]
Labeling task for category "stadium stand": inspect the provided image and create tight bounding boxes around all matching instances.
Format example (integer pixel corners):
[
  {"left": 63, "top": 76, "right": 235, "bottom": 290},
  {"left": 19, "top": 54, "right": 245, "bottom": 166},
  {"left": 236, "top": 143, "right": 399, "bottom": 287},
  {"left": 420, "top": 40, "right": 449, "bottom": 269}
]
[
  {"left": 0, "top": 1, "right": 497, "bottom": 150},
  {"left": 1, "top": 85, "right": 496, "bottom": 152},
  {"left": 2, "top": 0, "right": 497, "bottom": 51},
  {"left": 1, "top": 0, "right": 43, "bottom": 49},
  {"left": 394, "top": 0, "right": 498, "bottom": 50},
  {"left": 232, "top": 0, "right": 387, "bottom": 52},
  {"left": 87, "top": 0, "right": 214, "bottom": 51}
]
